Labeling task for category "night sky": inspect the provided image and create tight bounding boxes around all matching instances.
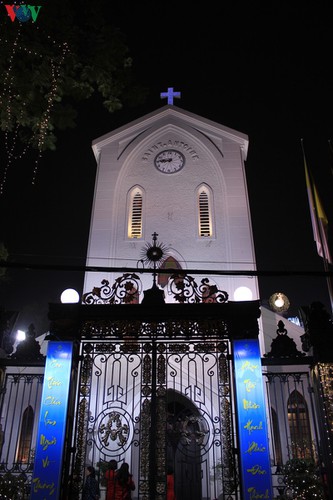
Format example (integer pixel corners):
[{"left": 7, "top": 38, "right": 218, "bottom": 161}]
[{"left": 1, "top": 4, "right": 333, "bottom": 334}]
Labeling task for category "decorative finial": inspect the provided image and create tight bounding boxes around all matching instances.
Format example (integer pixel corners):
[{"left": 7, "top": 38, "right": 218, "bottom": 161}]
[
  {"left": 141, "top": 232, "right": 167, "bottom": 305},
  {"left": 160, "top": 87, "right": 181, "bottom": 105},
  {"left": 140, "top": 233, "right": 168, "bottom": 286}
]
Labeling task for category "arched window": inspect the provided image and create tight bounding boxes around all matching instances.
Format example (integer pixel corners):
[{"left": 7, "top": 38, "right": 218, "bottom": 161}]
[
  {"left": 128, "top": 187, "right": 143, "bottom": 239},
  {"left": 287, "top": 390, "right": 312, "bottom": 458},
  {"left": 197, "top": 185, "right": 212, "bottom": 237},
  {"left": 16, "top": 405, "right": 34, "bottom": 463},
  {"left": 271, "top": 407, "right": 282, "bottom": 465}
]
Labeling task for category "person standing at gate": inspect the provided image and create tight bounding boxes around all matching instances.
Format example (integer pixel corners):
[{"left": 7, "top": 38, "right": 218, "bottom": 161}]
[
  {"left": 82, "top": 465, "right": 100, "bottom": 500},
  {"left": 105, "top": 459, "right": 118, "bottom": 500},
  {"left": 167, "top": 465, "right": 176, "bottom": 500},
  {"left": 115, "top": 462, "right": 135, "bottom": 500}
]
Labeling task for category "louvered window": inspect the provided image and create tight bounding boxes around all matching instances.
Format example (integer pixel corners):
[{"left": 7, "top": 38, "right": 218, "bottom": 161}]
[
  {"left": 129, "top": 189, "right": 143, "bottom": 238},
  {"left": 199, "top": 189, "right": 212, "bottom": 237}
]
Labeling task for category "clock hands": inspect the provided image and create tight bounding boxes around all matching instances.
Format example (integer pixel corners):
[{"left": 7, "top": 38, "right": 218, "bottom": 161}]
[{"left": 154, "top": 149, "right": 185, "bottom": 173}]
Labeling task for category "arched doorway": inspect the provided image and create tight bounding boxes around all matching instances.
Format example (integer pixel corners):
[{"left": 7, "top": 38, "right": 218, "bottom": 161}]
[{"left": 166, "top": 390, "right": 206, "bottom": 500}]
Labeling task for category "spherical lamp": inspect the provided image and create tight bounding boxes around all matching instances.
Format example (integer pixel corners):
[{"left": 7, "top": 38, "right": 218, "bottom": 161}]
[
  {"left": 60, "top": 288, "right": 80, "bottom": 304},
  {"left": 269, "top": 292, "right": 290, "bottom": 313},
  {"left": 233, "top": 286, "right": 253, "bottom": 301}
]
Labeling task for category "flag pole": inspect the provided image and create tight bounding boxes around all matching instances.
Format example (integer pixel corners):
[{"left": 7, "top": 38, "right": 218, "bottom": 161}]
[{"left": 301, "top": 139, "right": 333, "bottom": 314}]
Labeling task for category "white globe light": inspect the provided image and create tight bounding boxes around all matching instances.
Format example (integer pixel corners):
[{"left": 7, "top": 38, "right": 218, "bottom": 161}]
[
  {"left": 233, "top": 286, "right": 253, "bottom": 301},
  {"left": 16, "top": 330, "right": 26, "bottom": 341},
  {"left": 269, "top": 292, "right": 290, "bottom": 312},
  {"left": 274, "top": 297, "right": 284, "bottom": 308},
  {"left": 60, "top": 288, "right": 80, "bottom": 304}
]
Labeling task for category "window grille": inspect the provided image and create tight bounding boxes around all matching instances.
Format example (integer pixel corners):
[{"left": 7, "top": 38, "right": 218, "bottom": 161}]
[
  {"left": 129, "top": 189, "right": 143, "bottom": 238},
  {"left": 198, "top": 189, "right": 212, "bottom": 237}
]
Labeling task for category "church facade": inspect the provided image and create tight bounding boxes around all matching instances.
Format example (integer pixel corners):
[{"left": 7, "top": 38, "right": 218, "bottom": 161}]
[
  {"left": 0, "top": 101, "right": 332, "bottom": 500},
  {"left": 84, "top": 103, "right": 257, "bottom": 304}
]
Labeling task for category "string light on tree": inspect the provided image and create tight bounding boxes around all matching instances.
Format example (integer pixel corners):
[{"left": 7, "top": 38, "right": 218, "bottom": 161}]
[
  {"left": 0, "top": 25, "right": 69, "bottom": 192},
  {"left": 1, "top": 3, "right": 136, "bottom": 192}
]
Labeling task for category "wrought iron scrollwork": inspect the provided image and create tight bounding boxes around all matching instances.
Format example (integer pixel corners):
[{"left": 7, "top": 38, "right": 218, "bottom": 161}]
[
  {"left": 167, "top": 274, "right": 228, "bottom": 304},
  {"left": 81, "top": 318, "right": 229, "bottom": 339},
  {"left": 82, "top": 271, "right": 228, "bottom": 305},
  {"left": 99, "top": 411, "right": 129, "bottom": 447},
  {"left": 81, "top": 274, "right": 142, "bottom": 305}
]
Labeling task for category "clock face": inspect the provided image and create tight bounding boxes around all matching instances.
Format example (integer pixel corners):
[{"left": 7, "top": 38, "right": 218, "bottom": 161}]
[{"left": 154, "top": 150, "right": 185, "bottom": 174}]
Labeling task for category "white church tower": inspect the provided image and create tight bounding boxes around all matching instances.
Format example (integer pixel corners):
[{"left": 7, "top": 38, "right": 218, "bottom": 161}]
[{"left": 84, "top": 90, "right": 258, "bottom": 305}]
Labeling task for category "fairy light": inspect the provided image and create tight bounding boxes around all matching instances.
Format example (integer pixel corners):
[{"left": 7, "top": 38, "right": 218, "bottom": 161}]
[
  {"left": 32, "top": 41, "right": 69, "bottom": 184},
  {"left": 318, "top": 363, "right": 333, "bottom": 437},
  {"left": 309, "top": 360, "right": 333, "bottom": 499},
  {"left": 0, "top": 25, "right": 70, "bottom": 192}
]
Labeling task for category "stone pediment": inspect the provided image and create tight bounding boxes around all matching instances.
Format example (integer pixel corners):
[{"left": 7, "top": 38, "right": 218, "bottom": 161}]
[{"left": 91, "top": 105, "right": 249, "bottom": 161}]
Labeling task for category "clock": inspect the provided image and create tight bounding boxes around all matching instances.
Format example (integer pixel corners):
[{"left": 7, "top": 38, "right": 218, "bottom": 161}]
[{"left": 154, "top": 149, "right": 185, "bottom": 174}]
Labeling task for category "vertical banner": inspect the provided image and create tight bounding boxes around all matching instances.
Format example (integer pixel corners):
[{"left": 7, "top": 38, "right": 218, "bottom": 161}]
[
  {"left": 233, "top": 339, "right": 273, "bottom": 500},
  {"left": 31, "top": 341, "right": 73, "bottom": 499}
]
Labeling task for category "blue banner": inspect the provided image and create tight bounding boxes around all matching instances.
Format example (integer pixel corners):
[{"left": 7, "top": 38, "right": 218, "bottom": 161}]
[
  {"left": 31, "top": 341, "right": 73, "bottom": 499},
  {"left": 233, "top": 339, "right": 273, "bottom": 500}
]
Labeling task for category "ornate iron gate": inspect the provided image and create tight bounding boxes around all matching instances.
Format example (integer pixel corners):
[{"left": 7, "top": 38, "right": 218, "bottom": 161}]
[
  {"left": 48, "top": 269, "right": 261, "bottom": 500},
  {"left": 70, "top": 334, "right": 239, "bottom": 500}
]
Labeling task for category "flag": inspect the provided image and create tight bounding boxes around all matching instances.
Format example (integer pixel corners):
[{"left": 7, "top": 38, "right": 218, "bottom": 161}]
[{"left": 303, "top": 148, "right": 332, "bottom": 263}]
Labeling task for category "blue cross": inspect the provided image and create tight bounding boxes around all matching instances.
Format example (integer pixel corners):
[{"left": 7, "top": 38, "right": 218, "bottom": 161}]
[{"left": 160, "top": 87, "right": 181, "bottom": 105}]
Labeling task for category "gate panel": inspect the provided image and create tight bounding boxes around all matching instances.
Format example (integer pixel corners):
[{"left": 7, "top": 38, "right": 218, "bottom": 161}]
[
  {"left": 73, "top": 340, "right": 147, "bottom": 498},
  {"left": 165, "top": 340, "right": 239, "bottom": 500}
]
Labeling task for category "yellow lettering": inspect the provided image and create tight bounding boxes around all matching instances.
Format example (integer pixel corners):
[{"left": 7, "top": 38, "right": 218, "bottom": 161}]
[
  {"left": 244, "top": 420, "right": 263, "bottom": 434},
  {"left": 40, "top": 434, "right": 57, "bottom": 451},
  {"left": 47, "top": 376, "right": 62, "bottom": 389},
  {"left": 247, "top": 464, "right": 267, "bottom": 475},
  {"left": 44, "top": 396, "right": 61, "bottom": 406},
  {"left": 243, "top": 378, "right": 256, "bottom": 392},
  {"left": 32, "top": 477, "right": 55, "bottom": 496},
  {"left": 240, "top": 361, "right": 258, "bottom": 374},
  {"left": 247, "top": 487, "right": 270, "bottom": 499},
  {"left": 245, "top": 441, "right": 266, "bottom": 454},
  {"left": 243, "top": 399, "right": 260, "bottom": 410},
  {"left": 44, "top": 411, "right": 57, "bottom": 426}
]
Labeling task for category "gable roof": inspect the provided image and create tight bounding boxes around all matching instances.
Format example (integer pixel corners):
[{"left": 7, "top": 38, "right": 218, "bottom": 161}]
[{"left": 91, "top": 105, "right": 249, "bottom": 160}]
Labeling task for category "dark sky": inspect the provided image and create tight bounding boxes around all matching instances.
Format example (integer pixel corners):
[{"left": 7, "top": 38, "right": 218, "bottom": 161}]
[{"left": 1, "top": 4, "right": 333, "bottom": 334}]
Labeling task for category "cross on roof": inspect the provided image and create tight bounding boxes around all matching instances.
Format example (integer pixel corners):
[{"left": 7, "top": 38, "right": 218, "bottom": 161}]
[{"left": 160, "top": 87, "right": 181, "bottom": 105}]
